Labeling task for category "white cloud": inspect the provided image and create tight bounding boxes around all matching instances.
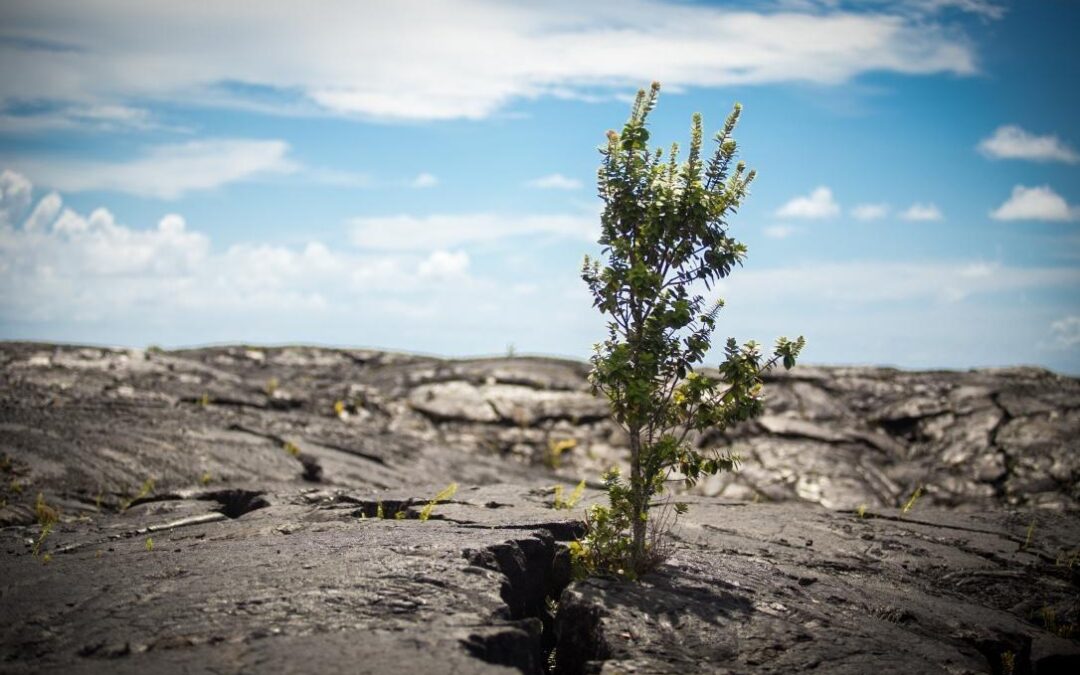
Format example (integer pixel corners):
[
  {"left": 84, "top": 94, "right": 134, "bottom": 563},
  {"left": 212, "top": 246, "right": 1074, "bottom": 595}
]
[
  {"left": 0, "top": 171, "right": 478, "bottom": 324},
  {"left": 527, "top": 174, "right": 583, "bottom": 190},
  {"left": 23, "top": 192, "right": 63, "bottom": 232},
  {"left": 0, "top": 169, "right": 33, "bottom": 226},
  {"left": 1050, "top": 316, "right": 1080, "bottom": 349},
  {"left": 418, "top": 250, "right": 470, "bottom": 279},
  {"left": 12, "top": 139, "right": 296, "bottom": 199},
  {"left": 718, "top": 260, "right": 1079, "bottom": 307},
  {"left": 776, "top": 187, "right": 840, "bottom": 219},
  {"left": 411, "top": 173, "right": 439, "bottom": 188},
  {"left": 0, "top": 104, "right": 174, "bottom": 134},
  {"left": 978, "top": 125, "right": 1079, "bottom": 164},
  {"left": 900, "top": 203, "right": 943, "bottom": 221},
  {"left": 850, "top": 203, "right": 889, "bottom": 221},
  {"left": 990, "top": 185, "right": 1078, "bottom": 222},
  {"left": 908, "top": 0, "right": 1005, "bottom": 19},
  {"left": 0, "top": 1, "right": 982, "bottom": 122},
  {"left": 0, "top": 170, "right": 605, "bottom": 351},
  {"left": 763, "top": 225, "right": 799, "bottom": 239},
  {"left": 348, "top": 212, "right": 597, "bottom": 251}
]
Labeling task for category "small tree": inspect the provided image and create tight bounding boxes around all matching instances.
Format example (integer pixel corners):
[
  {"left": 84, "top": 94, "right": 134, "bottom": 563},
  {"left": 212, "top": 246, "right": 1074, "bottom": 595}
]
[{"left": 575, "top": 82, "right": 804, "bottom": 578}]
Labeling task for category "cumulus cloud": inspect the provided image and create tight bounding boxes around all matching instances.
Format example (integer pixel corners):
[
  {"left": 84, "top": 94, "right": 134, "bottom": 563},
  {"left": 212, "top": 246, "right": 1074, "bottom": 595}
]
[
  {"left": 776, "top": 187, "right": 840, "bottom": 219},
  {"left": 977, "top": 125, "right": 1079, "bottom": 164},
  {"left": 0, "top": 0, "right": 982, "bottom": 122},
  {"left": 12, "top": 139, "right": 297, "bottom": 199},
  {"left": 850, "top": 203, "right": 889, "bottom": 221},
  {"left": 348, "top": 212, "right": 597, "bottom": 251},
  {"left": 0, "top": 170, "right": 482, "bottom": 326},
  {"left": 0, "top": 169, "right": 619, "bottom": 355},
  {"left": 0, "top": 169, "right": 33, "bottom": 226},
  {"left": 411, "top": 173, "right": 439, "bottom": 188},
  {"left": 990, "top": 185, "right": 1078, "bottom": 222},
  {"left": 418, "top": 250, "right": 469, "bottom": 279},
  {"left": 526, "top": 174, "right": 583, "bottom": 190},
  {"left": 1050, "top": 316, "right": 1080, "bottom": 349},
  {"left": 900, "top": 203, "right": 944, "bottom": 221},
  {"left": 763, "top": 225, "right": 799, "bottom": 239}
]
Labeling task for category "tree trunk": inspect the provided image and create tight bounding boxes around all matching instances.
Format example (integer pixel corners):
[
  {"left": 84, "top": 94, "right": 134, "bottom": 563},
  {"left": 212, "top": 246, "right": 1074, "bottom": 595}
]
[{"left": 628, "top": 428, "right": 647, "bottom": 573}]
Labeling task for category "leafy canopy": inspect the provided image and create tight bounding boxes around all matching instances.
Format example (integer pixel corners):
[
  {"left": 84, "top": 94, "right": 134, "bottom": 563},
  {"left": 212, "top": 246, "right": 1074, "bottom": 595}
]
[{"left": 575, "top": 82, "right": 804, "bottom": 578}]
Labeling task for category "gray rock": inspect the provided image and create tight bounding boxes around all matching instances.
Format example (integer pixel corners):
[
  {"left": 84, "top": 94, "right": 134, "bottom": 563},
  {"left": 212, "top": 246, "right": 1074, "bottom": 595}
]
[{"left": 1, "top": 343, "right": 1078, "bottom": 673}]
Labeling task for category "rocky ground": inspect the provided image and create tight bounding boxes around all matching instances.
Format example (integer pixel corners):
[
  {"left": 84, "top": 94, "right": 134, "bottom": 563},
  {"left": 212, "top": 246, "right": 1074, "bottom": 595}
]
[{"left": 1, "top": 343, "right": 1078, "bottom": 673}]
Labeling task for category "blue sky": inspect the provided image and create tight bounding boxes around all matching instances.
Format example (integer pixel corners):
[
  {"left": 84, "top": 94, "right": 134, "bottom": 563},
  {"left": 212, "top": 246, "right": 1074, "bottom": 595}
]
[{"left": 0, "top": 0, "right": 1077, "bottom": 372}]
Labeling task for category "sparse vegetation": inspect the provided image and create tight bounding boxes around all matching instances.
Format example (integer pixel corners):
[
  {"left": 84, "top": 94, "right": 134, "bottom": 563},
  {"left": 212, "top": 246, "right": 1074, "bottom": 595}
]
[
  {"left": 901, "top": 485, "right": 923, "bottom": 515},
  {"left": 856, "top": 504, "right": 868, "bottom": 518},
  {"left": 576, "top": 82, "right": 803, "bottom": 577},
  {"left": 283, "top": 441, "right": 301, "bottom": 457},
  {"left": 264, "top": 377, "right": 279, "bottom": 396},
  {"left": 1021, "top": 519, "right": 1035, "bottom": 550},
  {"left": 552, "top": 480, "right": 586, "bottom": 510},
  {"left": 120, "top": 478, "right": 155, "bottom": 512},
  {"left": 419, "top": 483, "right": 458, "bottom": 522},
  {"left": 145, "top": 537, "right": 154, "bottom": 552},
  {"left": 1040, "top": 605, "right": 1076, "bottom": 639},
  {"left": 200, "top": 472, "right": 212, "bottom": 486},
  {"left": 545, "top": 438, "right": 577, "bottom": 469},
  {"left": 1000, "top": 650, "right": 1015, "bottom": 675},
  {"left": 1055, "top": 548, "right": 1079, "bottom": 569},
  {"left": 31, "top": 492, "right": 59, "bottom": 558}
]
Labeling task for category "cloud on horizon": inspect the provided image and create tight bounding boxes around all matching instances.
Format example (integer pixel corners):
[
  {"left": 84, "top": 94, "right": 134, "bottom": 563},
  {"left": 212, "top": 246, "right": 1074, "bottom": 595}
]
[
  {"left": 776, "top": 186, "right": 840, "bottom": 219},
  {"left": 978, "top": 125, "right": 1079, "bottom": 163},
  {"left": 900, "top": 202, "right": 944, "bottom": 221},
  {"left": 526, "top": 174, "right": 583, "bottom": 190},
  {"left": 990, "top": 185, "right": 1078, "bottom": 221}
]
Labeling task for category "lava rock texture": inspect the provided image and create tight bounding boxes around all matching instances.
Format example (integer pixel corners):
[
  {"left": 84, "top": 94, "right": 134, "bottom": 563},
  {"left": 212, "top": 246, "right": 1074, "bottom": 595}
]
[{"left": 1, "top": 343, "right": 1077, "bottom": 673}]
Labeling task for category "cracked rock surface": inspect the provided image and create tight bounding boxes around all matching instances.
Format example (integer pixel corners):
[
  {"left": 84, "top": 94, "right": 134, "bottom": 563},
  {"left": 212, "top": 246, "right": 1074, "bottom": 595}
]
[{"left": 1, "top": 343, "right": 1078, "bottom": 673}]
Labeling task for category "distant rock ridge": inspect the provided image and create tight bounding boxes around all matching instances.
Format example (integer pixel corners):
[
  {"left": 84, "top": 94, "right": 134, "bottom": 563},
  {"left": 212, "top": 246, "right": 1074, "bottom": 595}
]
[{"left": 1, "top": 343, "right": 1076, "bottom": 514}]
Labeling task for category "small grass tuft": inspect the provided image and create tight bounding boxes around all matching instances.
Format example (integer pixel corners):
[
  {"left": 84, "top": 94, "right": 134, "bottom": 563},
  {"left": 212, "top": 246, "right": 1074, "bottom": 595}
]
[
  {"left": 545, "top": 438, "right": 577, "bottom": 469},
  {"left": 1000, "top": 650, "right": 1015, "bottom": 675},
  {"left": 283, "top": 441, "right": 301, "bottom": 457},
  {"left": 120, "top": 478, "right": 155, "bottom": 512},
  {"left": 856, "top": 504, "right": 868, "bottom": 519},
  {"left": 1055, "top": 548, "right": 1079, "bottom": 569},
  {"left": 1021, "top": 519, "right": 1036, "bottom": 551},
  {"left": 901, "top": 485, "right": 923, "bottom": 515},
  {"left": 264, "top": 377, "right": 279, "bottom": 396},
  {"left": 419, "top": 483, "right": 458, "bottom": 522},
  {"left": 35, "top": 492, "right": 59, "bottom": 526},
  {"left": 200, "top": 472, "right": 212, "bottom": 486},
  {"left": 552, "top": 480, "right": 586, "bottom": 510},
  {"left": 31, "top": 521, "right": 54, "bottom": 557},
  {"left": 145, "top": 537, "right": 154, "bottom": 552}
]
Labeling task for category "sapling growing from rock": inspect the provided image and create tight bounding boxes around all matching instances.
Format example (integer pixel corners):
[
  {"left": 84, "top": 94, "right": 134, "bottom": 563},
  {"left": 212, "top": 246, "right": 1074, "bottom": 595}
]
[{"left": 576, "top": 82, "right": 804, "bottom": 578}]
